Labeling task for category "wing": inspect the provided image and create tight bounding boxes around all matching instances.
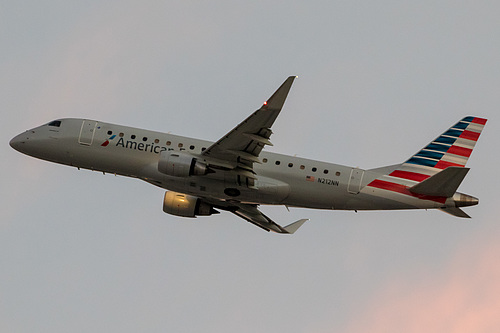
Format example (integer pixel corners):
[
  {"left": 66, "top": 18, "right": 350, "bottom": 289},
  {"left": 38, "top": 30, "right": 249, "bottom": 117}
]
[
  {"left": 230, "top": 203, "right": 307, "bottom": 234},
  {"left": 202, "top": 76, "right": 297, "bottom": 186},
  {"left": 188, "top": 195, "right": 307, "bottom": 234},
  {"left": 198, "top": 76, "right": 305, "bottom": 233}
]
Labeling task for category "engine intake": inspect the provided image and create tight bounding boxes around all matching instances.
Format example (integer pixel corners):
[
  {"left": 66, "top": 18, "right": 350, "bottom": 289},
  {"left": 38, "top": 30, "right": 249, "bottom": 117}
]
[
  {"left": 163, "top": 191, "right": 218, "bottom": 217},
  {"left": 158, "top": 151, "right": 208, "bottom": 177}
]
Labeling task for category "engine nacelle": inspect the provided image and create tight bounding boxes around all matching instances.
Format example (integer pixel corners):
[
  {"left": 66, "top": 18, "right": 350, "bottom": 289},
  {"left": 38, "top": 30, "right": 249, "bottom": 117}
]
[
  {"left": 158, "top": 150, "right": 208, "bottom": 177},
  {"left": 163, "top": 191, "right": 217, "bottom": 217}
]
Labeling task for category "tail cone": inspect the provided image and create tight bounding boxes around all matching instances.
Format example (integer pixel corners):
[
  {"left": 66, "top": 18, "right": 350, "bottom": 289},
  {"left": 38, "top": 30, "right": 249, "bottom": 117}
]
[{"left": 453, "top": 192, "right": 479, "bottom": 207}]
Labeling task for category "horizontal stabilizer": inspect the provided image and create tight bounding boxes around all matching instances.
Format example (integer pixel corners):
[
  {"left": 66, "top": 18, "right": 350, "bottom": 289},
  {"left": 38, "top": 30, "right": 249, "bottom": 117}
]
[
  {"left": 439, "top": 207, "right": 471, "bottom": 218},
  {"left": 409, "top": 167, "right": 469, "bottom": 197}
]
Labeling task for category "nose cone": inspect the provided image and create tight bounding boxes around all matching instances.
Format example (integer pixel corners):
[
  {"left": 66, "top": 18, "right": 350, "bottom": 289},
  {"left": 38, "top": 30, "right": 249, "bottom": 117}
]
[
  {"left": 9, "top": 131, "right": 32, "bottom": 154},
  {"left": 10, "top": 133, "right": 25, "bottom": 152}
]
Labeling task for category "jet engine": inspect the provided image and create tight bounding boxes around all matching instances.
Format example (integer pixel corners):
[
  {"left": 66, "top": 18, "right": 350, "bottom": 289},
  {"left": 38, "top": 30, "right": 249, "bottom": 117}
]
[
  {"left": 163, "top": 191, "right": 218, "bottom": 217},
  {"left": 158, "top": 151, "right": 208, "bottom": 177}
]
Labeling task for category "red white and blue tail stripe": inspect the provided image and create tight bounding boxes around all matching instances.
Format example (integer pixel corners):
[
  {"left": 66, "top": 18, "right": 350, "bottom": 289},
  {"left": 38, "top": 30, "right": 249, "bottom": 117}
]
[
  {"left": 402, "top": 116, "right": 487, "bottom": 172},
  {"left": 365, "top": 116, "right": 487, "bottom": 203}
]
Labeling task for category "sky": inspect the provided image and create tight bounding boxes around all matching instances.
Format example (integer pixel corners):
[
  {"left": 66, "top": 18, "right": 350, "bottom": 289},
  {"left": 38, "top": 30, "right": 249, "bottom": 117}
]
[{"left": 1, "top": 1, "right": 499, "bottom": 332}]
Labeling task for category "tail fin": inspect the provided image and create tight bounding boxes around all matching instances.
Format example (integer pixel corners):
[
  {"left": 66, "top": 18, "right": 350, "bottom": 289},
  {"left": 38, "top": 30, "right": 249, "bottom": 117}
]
[
  {"left": 384, "top": 116, "right": 487, "bottom": 187},
  {"left": 366, "top": 117, "right": 487, "bottom": 206}
]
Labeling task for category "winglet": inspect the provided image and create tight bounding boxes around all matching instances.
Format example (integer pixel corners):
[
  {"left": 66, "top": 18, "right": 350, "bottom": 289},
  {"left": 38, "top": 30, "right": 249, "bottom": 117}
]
[
  {"left": 281, "top": 219, "right": 308, "bottom": 234},
  {"left": 231, "top": 204, "right": 307, "bottom": 234},
  {"left": 263, "top": 76, "right": 297, "bottom": 110}
]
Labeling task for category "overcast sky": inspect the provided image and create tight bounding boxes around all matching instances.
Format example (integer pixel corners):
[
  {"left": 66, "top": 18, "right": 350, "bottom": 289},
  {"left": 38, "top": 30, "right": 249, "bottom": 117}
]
[{"left": 1, "top": 1, "right": 499, "bottom": 332}]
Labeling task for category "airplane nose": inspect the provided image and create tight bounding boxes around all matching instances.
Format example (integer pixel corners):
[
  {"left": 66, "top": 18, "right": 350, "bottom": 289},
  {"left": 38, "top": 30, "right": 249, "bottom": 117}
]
[{"left": 9, "top": 132, "right": 28, "bottom": 152}]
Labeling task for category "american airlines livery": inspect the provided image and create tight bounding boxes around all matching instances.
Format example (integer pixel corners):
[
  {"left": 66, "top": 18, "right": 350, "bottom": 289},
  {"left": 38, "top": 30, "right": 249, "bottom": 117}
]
[{"left": 10, "top": 77, "right": 487, "bottom": 234}]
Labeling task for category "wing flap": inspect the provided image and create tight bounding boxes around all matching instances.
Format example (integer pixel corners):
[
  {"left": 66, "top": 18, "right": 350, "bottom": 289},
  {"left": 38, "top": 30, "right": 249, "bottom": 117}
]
[{"left": 242, "top": 132, "right": 273, "bottom": 146}]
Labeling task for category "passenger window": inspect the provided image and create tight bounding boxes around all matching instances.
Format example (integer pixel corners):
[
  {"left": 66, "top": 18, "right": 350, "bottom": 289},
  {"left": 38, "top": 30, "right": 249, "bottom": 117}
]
[
  {"left": 119, "top": 133, "right": 124, "bottom": 137},
  {"left": 312, "top": 167, "right": 317, "bottom": 172},
  {"left": 262, "top": 158, "right": 268, "bottom": 163},
  {"left": 154, "top": 139, "right": 159, "bottom": 143},
  {"left": 48, "top": 120, "right": 61, "bottom": 127},
  {"left": 288, "top": 163, "right": 293, "bottom": 168},
  {"left": 190, "top": 145, "right": 195, "bottom": 150},
  {"left": 131, "top": 135, "right": 136, "bottom": 139},
  {"left": 178, "top": 143, "right": 183, "bottom": 148},
  {"left": 300, "top": 165, "right": 305, "bottom": 170},
  {"left": 201, "top": 147, "right": 206, "bottom": 151},
  {"left": 324, "top": 169, "right": 329, "bottom": 174},
  {"left": 143, "top": 137, "right": 148, "bottom": 142},
  {"left": 107, "top": 130, "right": 112, "bottom": 135},
  {"left": 275, "top": 161, "right": 281, "bottom": 165},
  {"left": 166, "top": 141, "right": 171, "bottom": 146},
  {"left": 336, "top": 171, "right": 341, "bottom": 176}
]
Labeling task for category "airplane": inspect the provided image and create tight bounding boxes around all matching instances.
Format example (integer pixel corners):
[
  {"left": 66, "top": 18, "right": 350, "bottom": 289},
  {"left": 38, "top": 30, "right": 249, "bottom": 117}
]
[{"left": 10, "top": 76, "right": 487, "bottom": 234}]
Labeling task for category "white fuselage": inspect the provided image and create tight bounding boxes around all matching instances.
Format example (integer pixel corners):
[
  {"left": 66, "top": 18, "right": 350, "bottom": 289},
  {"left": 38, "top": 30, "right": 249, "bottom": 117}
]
[{"left": 11, "top": 118, "right": 449, "bottom": 213}]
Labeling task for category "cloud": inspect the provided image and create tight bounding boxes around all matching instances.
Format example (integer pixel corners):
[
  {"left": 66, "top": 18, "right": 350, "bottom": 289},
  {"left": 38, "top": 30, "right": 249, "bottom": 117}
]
[{"left": 341, "top": 230, "right": 500, "bottom": 333}]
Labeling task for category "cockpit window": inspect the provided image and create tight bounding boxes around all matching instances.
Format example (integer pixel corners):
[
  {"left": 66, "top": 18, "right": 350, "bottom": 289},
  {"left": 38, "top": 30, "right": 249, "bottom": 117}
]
[{"left": 48, "top": 120, "right": 61, "bottom": 127}]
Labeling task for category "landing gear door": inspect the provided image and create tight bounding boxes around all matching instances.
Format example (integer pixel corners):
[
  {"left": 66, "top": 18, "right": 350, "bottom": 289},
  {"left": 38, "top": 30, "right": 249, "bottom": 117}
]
[
  {"left": 348, "top": 168, "right": 364, "bottom": 194},
  {"left": 79, "top": 120, "right": 97, "bottom": 145}
]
